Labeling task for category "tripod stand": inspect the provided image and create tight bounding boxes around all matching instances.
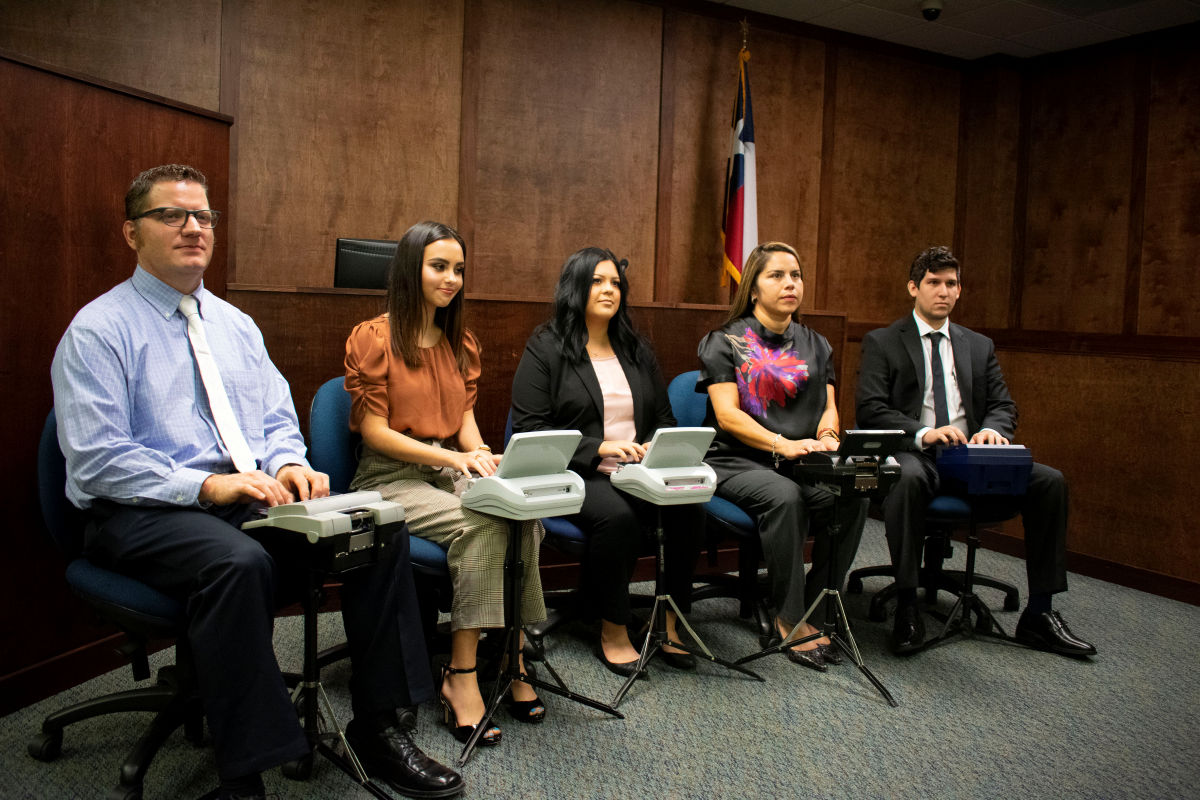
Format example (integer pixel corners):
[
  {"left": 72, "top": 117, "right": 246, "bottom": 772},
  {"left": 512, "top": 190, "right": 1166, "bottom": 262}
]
[
  {"left": 612, "top": 506, "right": 763, "bottom": 707},
  {"left": 282, "top": 567, "right": 398, "bottom": 799},
  {"left": 459, "top": 519, "right": 623, "bottom": 766},
  {"left": 735, "top": 453, "right": 900, "bottom": 707},
  {"left": 919, "top": 518, "right": 1015, "bottom": 651}
]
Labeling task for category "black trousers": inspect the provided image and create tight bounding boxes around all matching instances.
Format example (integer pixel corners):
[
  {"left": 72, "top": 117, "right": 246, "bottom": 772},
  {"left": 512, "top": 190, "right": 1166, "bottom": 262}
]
[
  {"left": 84, "top": 501, "right": 433, "bottom": 781},
  {"left": 717, "top": 467, "right": 868, "bottom": 626},
  {"left": 883, "top": 451, "right": 1069, "bottom": 597},
  {"left": 565, "top": 473, "right": 701, "bottom": 626}
]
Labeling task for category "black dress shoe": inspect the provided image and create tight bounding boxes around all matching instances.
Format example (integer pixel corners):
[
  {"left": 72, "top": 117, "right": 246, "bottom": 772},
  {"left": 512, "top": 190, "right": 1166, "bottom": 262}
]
[
  {"left": 596, "top": 646, "right": 646, "bottom": 678},
  {"left": 345, "top": 719, "right": 464, "bottom": 798},
  {"left": 659, "top": 648, "right": 698, "bottom": 671},
  {"left": 1015, "top": 610, "right": 1097, "bottom": 658},
  {"left": 817, "top": 643, "right": 844, "bottom": 665},
  {"left": 785, "top": 645, "right": 827, "bottom": 672},
  {"left": 890, "top": 603, "right": 926, "bottom": 656}
]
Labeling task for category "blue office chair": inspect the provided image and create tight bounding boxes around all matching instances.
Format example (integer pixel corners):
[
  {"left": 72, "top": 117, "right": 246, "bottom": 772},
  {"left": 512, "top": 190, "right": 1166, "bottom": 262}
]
[
  {"left": 666, "top": 371, "right": 773, "bottom": 646},
  {"left": 847, "top": 493, "right": 1021, "bottom": 624},
  {"left": 29, "top": 411, "right": 202, "bottom": 800},
  {"left": 308, "top": 378, "right": 452, "bottom": 644}
]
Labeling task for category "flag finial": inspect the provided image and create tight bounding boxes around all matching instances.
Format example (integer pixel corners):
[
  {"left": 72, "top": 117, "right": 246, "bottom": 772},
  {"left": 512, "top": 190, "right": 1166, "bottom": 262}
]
[{"left": 741, "top": 18, "right": 750, "bottom": 50}]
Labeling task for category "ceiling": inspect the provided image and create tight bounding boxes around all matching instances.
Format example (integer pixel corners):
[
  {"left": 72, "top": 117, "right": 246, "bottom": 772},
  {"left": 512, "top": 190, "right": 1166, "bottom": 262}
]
[{"left": 713, "top": 0, "right": 1200, "bottom": 59}]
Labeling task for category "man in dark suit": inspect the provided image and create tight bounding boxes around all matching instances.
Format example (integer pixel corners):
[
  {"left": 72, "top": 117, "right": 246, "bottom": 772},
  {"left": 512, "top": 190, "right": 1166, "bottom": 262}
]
[{"left": 855, "top": 246, "right": 1095, "bottom": 658}]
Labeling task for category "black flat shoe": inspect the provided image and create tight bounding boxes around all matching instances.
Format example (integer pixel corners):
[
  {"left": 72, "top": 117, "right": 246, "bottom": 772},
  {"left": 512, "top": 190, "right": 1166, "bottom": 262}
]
[
  {"left": 596, "top": 646, "right": 646, "bottom": 679},
  {"left": 439, "top": 664, "right": 501, "bottom": 746},
  {"left": 506, "top": 664, "right": 546, "bottom": 723},
  {"left": 785, "top": 646, "right": 827, "bottom": 672},
  {"left": 818, "top": 643, "right": 844, "bottom": 665},
  {"left": 659, "top": 648, "right": 698, "bottom": 671}
]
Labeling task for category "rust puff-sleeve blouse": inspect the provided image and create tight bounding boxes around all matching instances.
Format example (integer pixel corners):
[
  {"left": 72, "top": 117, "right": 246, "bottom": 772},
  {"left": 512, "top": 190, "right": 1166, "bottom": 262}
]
[{"left": 344, "top": 314, "right": 482, "bottom": 442}]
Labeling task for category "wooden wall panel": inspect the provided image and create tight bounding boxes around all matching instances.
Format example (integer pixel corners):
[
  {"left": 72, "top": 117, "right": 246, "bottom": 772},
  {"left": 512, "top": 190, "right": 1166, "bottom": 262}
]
[
  {"left": 1000, "top": 350, "right": 1199, "bottom": 581},
  {"left": 0, "top": 56, "right": 230, "bottom": 710},
  {"left": 0, "top": 0, "right": 221, "bottom": 110},
  {"left": 1140, "top": 45, "right": 1200, "bottom": 337},
  {"left": 658, "top": 11, "right": 825, "bottom": 306},
  {"left": 825, "top": 47, "right": 961, "bottom": 322},
  {"left": 1021, "top": 52, "right": 1138, "bottom": 333},
  {"left": 461, "top": 0, "right": 662, "bottom": 301},
  {"left": 233, "top": 0, "right": 464, "bottom": 287},
  {"left": 956, "top": 64, "right": 1021, "bottom": 331}
]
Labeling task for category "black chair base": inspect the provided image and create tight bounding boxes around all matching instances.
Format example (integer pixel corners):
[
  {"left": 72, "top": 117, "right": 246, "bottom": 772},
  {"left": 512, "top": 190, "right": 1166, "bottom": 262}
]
[
  {"left": 28, "top": 649, "right": 203, "bottom": 800},
  {"left": 848, "top": 534, "right": 1020, "bottom": 623}
]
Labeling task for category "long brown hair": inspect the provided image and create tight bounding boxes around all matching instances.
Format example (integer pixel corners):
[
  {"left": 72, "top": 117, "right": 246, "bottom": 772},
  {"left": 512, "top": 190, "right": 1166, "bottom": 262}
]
[
  {"left": 723, "top": 241, "right": 805, "bottom": 325},
  {"left": 386, "top": 221, "right": 470, "bottom": 372}
]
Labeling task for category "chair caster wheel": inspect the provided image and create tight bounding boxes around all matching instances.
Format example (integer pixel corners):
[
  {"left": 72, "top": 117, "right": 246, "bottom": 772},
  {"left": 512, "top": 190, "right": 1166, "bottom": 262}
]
[
  {"left": 28, "top": 730, "right": 62, "bottom": 761},
  {"left": 523, "top": 636, "right": 545, "bottom": 662},
  {"left": 107, "top": 785, "right": 142, "bottom": 800},
  {"left": 867, "top": 602, "right": 888, "bottom": 623},
  {"left": 847, "top": 577, "right": 863, "bottom": 594},
  {"left": 282, "top": 753, "right": 313, "bottom": 780},
  {"left": 1003, "top": 593, "right": 1020, "bottom": 612}
]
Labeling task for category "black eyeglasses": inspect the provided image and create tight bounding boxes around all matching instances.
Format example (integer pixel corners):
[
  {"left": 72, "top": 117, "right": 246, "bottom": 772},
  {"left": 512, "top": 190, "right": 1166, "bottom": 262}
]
[{"left": 129, "top": 207, "right": 222, "bottom": 228}]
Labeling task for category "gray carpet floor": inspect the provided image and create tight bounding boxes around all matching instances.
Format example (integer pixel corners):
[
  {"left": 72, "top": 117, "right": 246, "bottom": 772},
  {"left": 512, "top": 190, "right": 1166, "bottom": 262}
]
[{"left": 4, "top": 520, "right": 1199, "bottom": 800}]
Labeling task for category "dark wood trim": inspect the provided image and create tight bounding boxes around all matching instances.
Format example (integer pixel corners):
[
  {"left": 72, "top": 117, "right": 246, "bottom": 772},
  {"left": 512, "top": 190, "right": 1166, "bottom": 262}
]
[
  {"left": 653, "top": 8, "right": 675, "bottom": 304},
  {"left": 813, "top": 43, "right": 838, "bottom": 309},
  {"left": 219, "top": 0, "right": 242, "bottom": 283},
  {"left": 0, "top": 49, "right": 233, "bottom": 124},
  {"left": 1122, "top": 47, "right": 1151, "bottom": 336},
  {"left": 457, "top": 0, "right": 483, "bottom": 292},
  {"left": 972, "top": 529, "right": 1200, "bottom": 607},
  {"left": 951, "top": 71, "right": 970, "bottom": 260},
  {"left": 1009, "top": 64, "right": 1032, "bottom": 330},
  {"left": 847, "top": 320, "right": 1200, "bottom": 362}
]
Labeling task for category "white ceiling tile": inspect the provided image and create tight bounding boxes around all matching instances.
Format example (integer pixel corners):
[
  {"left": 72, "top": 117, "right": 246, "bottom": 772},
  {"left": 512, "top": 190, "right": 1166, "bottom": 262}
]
[
  {"left": 1012, "top": 18, "right": 1128, "bottom": 48},
  {"left": 719, "top": 0, "right": 854, "bottom": 21},
  {"left": 1086, "top": 0, "right": 1200, "bottom": 34},
  {"left": 882, "top": 23, "right": 1011, "bottom": 58},
  {"left": 806, "top": 4, "right": 924, "bottom": 38},
  {"left": 942, "top": 1, "right": 1074, "bottom": 36}
]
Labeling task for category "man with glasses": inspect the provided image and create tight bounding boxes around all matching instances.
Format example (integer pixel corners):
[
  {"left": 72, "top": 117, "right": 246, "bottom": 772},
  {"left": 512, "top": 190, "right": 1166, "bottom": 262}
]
[{"left": 51, "top": 165, "right": 463, "bottom": 799}]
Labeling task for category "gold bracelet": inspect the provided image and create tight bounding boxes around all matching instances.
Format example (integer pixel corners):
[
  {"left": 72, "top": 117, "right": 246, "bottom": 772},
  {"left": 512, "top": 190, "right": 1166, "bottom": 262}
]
[
  {"left": 816, "top": 427, "right": 840, "bottom": 442},
  {"left": 475, "top": 444, "right": 492, "bottom": 452}
]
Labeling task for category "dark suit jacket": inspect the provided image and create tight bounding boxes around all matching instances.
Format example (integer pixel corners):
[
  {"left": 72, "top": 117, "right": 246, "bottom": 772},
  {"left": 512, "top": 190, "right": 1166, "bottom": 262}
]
[
  {"left": 855, "top": 315, "right": 1018, "bottom": 444},
  {"left": 511, "top": 328, "right": 675, "bottom": 476}
]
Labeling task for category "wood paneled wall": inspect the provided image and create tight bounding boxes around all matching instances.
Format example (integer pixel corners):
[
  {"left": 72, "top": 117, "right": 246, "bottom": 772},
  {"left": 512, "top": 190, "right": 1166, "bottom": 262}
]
[
  {"left": 4, "top": 1, "right": 1200, "bottom": 715},
  {"left": 0, "top": 54, "right": 230, "bottom": 714}
]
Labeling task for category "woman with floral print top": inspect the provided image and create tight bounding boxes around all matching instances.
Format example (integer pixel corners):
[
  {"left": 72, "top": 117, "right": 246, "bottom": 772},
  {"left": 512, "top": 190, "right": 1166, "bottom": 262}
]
[{"left": 696, "top": 242, "right": 867, "bottom": 673}]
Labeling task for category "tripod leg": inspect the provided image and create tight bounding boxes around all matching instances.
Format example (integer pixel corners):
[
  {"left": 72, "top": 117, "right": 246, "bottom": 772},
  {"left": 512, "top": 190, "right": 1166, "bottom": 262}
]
[
  {"left": 660, "top": 596, "right": 762, "bottom": 681},
  {"left": 611, "top": 597, "right": 662, "bottom": 709}
]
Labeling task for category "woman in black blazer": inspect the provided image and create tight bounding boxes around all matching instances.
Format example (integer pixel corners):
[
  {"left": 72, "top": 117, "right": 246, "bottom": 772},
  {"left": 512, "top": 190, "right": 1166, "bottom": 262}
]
[{"left": 511, "top": 247, "right": 699, "bottom": 676}]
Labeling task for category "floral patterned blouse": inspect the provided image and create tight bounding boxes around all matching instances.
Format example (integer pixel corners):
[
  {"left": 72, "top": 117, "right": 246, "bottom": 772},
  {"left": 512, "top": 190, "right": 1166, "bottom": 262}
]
[{"left": 696, "top": 315, "right": 835, "bottom": 479}]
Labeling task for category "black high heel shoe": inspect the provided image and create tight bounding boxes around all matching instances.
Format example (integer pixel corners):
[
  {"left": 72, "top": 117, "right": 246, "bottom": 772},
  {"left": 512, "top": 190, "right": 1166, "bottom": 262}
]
[
  {"left": 506, "top": 663, "right": 546, "bottom": 724},
  {"left": 439, "top": 664, "right": 501, "bottom": 746}
]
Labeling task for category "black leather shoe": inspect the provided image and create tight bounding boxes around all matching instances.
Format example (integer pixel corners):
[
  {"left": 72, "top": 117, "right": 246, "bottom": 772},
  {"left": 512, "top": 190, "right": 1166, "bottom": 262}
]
[
  {"left": 817, "top": 643, "right": 844, "bottom": 665},
  {"left": 1015, "top": 610, "right": 1097, "bottom": 658},
  {"left": 890, "top": 603, "right": 926, "bottom": 656},
  {"left": 785, "top": 645, "right": 827, "bottom": 672},
  {"left": 345, "top": 719, "right": 464, "bottom": 798},
  {"left": 659, "top": 647, "right": 697, "bottom": 671},
  {"left": 596, "top": 646, "right": 646, "bottom": 679}
]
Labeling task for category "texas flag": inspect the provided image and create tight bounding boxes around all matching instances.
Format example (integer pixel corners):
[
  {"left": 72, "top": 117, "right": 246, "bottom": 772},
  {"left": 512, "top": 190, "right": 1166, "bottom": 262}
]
[{"left": 721, "top": 47, "right": 757, "bottom": 286}]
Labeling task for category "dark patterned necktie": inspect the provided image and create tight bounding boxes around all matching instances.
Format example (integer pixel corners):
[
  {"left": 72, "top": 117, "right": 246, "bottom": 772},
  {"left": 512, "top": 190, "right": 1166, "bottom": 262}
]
[{"left": 927, "top": 331, "right": 949, "bottom": 429}]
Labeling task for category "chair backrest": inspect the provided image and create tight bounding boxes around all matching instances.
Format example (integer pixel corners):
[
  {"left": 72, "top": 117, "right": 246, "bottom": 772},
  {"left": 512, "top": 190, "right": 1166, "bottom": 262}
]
[
  {"left": 308, "top": 378, "right": 360, "bottom": 494},
  {"left": 667, "top": 370, "right": 707, "bottom": 428},
  {"left": 38, "top": 410, "right": 87, "bottom": 558}
]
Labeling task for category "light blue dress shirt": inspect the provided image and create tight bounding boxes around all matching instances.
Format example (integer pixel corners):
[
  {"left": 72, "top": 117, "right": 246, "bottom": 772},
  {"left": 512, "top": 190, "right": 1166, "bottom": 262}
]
[{"left": 50, "top": 266, "right": 309, "bottom": 509}]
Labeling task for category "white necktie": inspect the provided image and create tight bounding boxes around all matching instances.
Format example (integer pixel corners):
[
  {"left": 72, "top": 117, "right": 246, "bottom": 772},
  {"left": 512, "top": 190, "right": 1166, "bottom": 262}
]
[{"left": 178, "top": 295, "right": 257, "bottom": 473}]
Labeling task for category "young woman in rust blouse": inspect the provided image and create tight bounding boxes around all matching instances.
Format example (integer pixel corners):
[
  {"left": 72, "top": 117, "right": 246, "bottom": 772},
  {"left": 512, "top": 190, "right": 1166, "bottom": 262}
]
[{"left": 344, "top": 221, "right": 545, "bottom": 748}]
